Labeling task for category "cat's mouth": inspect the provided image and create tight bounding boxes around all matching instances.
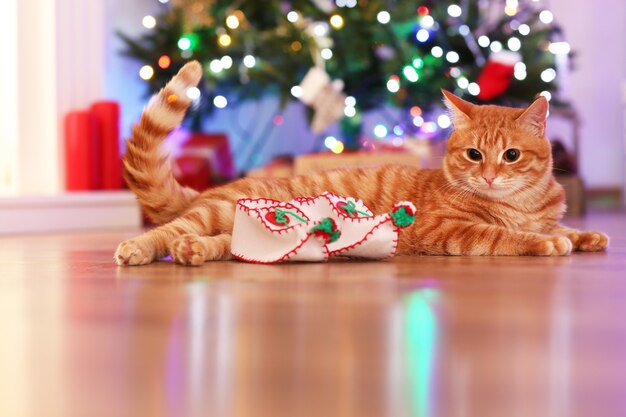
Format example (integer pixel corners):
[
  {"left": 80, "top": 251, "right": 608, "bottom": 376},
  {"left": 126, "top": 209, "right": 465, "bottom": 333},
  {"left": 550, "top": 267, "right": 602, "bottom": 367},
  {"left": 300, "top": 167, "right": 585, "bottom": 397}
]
[{"left": 467, "top": 178, "right": 515, "bottom": 198}]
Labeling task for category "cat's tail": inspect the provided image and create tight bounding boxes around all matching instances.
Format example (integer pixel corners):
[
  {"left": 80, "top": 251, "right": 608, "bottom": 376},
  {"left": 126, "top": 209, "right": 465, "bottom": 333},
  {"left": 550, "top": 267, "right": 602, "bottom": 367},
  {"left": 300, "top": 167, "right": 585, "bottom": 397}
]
[{"left": 123, "top": 61, "right": 203, "bottom": 224}]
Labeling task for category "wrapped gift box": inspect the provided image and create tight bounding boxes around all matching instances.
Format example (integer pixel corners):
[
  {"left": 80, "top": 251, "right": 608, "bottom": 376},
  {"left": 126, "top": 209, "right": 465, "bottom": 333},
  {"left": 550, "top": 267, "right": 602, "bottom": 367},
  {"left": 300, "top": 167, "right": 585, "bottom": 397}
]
[{"left": 168, "top": 130, "right": 235, "bottom": 191}]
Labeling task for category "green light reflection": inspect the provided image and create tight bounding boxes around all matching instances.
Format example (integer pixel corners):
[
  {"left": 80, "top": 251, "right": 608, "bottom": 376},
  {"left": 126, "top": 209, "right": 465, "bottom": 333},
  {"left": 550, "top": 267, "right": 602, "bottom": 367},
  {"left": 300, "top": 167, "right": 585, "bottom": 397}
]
[{"left": 405, "top": 288, "right": 440, "bottom": 417}]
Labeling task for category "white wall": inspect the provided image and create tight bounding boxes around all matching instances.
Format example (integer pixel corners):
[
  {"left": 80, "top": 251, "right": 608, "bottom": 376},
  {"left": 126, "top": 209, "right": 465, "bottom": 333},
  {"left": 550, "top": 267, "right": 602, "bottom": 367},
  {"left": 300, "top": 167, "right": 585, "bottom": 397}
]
[
  {"left": 0, "top": 0, "right": 19, "bottom": 195},
  {"left": 0, "top": 0, "right": 60, "bottom": 196},
  {"left": 0, "top": 0, "right": 108, "bottom": 197},
  {"left": 550, "top": 0, "right": 625, "bottom": 189}
]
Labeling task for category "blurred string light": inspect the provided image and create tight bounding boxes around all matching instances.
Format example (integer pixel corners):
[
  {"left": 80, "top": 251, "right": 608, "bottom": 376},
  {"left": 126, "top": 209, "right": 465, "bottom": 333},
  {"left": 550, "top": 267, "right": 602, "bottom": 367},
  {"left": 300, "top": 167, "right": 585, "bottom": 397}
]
[
  {"left": 178, "top": 36, "right": 192, "bottom": 50},
  {"left": 403, "top": 66, "right": 419, "bottom": 82},
  {"left": 416, "top": 29, "right": 430, "bottom": 43},
  {"left": 445, "top": 51, "right": 459, "bottom": 63},
  {"left": 387, "top": 75, "right": 400, "bottom": 93},
  {"left": 313, "top": 22, "right": 329, "bottom": 36},
  {"left": 477, "top": 35, "right": 490, "bottom": 47},
  {"left": 392, "top": 137, "right": 404, "bottom": 147},
  {"left": 209, "top": 59, "right": 223, "bottom": 73},
  {"left": 158, "top": 0, "right": 168, "bottom": 3},
  {"left": 377, "top": 11, "right": 391, "bottom": 24},
  {"left": 449, "top": 67, "right": 461, "bottom": 77},
  {"left": 226, "top": 15, "right": 240, "bottom": 29},
  {"left": 139, "top": 65, "right": 154, "bottom": 80},
  {"left": 457, "top": 76, "right": 469, "bottom": 89},
  {"left": 186, "top": 87, "right": 201, "bottom": 100},
  {"left": 324, "top": 136, "right": 338, "bottom": 149},
  {"left": 458, "top": 25, "right": 470, "bottom": 36},
  {"left": 413, "top": 57, "right": 424, "bottom": 68},
  {"left": 321, "top": 48, "right": 333, "bottom": 60},
  {"left": 287, "top": 11, "right": 299, "bottom": 23},
  {"left": 539, "top": 10, "right": 554, "bottom": 24},
  {"left": 393, "top": 125, "right": 404, "bottom": 136},
  {"left": 541, "top": 68, "right": 557, "bottom": 82},
  {"left": 142, "top": 15, "right": 156, "bottom": 29},
  {"left": 336, "top": 0, "right": 357, "bottom": 7},
  {"left": 331, "top": 141, "right": 345, "bottom": 154},
  {"left": 447, "top": 4, "right": 462, "bottom": 17},
  {"left": 514, "top": 62, "right": 527, "bottom": 80},
  {"left": 540, "top": 91, "right": 552, "bottom": 101},
  {"left": 431, "top": 46, "right": 443, "bottom": 58},
  {"left": 221, "top": 55, "right": 233, "bottom": 69},
  {"left": 273, "top": 114, "right": 284, "bottom": 125},
  {"left": 374, "top": 124, "right": 388, "bottom": 138},
  {"left": 421, "top": 122, "right": 437, "bottom": 134},
  {"left": 417, "top": 6, "right": 430, "bottom": 15},
  {"left": 243, "top": 55, "right": 256, "bottom": 68},
  {"left": 518, "top": 24, "right": 530, "bottom": 35},
  {"left": 291, "top": 85, "right": 303, "bottom": 98},
  {"left": 490, "top": 41, "right": 503, "bottom": 53},
  {"left": 325, "top": 136, "right": 345, "bottom": 153},
  {"left": 213, "top": 95, "right": 228, "bottom": 108},
  {"left": 158, "top": 55, "right": 171, "bottom": 69},
  {"left": 549, "top": 42, "right": 571, "bottom": 55},
  {"left": 213, "top": 96, "right": 228, "bottom": 109},
  {"left": 344, "top": 96, "right": 357, "bottom": 117},
  {"left": 505, "top": 0, "right": 518, "bottom": 15},
  {"left": 437, "top": 114, "right": 451, "bottom": 129},
  {"left": 421, "top": 15, "right": 435, "bottom": 28},
  {"left": 468, "top": 82, "right": 480, "bottom": 96},
  {"left": 218, "top": 34, "right": 232, "bottom": 47},
  {"left": 412, "top": 116, "right": 424, "bottom": 127},
  {"left": 330, "top": 14, "right": 344, "bottom": 29},
  {"left": 507, "top": 37, "right": 521, "bottom": 51}
]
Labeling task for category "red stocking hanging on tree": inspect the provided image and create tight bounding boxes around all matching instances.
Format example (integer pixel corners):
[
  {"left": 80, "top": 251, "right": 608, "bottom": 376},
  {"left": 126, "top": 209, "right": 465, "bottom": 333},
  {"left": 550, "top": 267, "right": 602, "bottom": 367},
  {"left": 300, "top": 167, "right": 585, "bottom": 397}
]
[{"left": 476, "top": 50, "right": 521, "bottom": 101}]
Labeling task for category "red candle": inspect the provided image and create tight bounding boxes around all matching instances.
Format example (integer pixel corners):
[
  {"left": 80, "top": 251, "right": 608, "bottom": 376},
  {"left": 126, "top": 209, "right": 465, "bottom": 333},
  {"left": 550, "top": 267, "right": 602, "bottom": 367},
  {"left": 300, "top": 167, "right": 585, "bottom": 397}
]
[
  {"left": 64, "top": 111, "right": 99, "bottom": 191},
  {"left": 91, "top": 101, "right": 122, "bottom": 189}
]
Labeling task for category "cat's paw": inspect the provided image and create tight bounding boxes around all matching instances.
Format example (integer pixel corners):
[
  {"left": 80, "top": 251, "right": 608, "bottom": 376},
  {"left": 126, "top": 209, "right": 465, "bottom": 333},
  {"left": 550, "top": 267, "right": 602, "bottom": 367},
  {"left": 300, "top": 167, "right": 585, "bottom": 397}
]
[
  {"left": 170, "top": 234, "right": 207, "bottom": 266},
  {"left": 569, "top": 231, "right": 609, "bottom": 252},
  {"left": 115, "top": 239, "right": 155, "bottom": 266},
  {"left": 529, "top": 236, "right": 573, "bottom": 256}
]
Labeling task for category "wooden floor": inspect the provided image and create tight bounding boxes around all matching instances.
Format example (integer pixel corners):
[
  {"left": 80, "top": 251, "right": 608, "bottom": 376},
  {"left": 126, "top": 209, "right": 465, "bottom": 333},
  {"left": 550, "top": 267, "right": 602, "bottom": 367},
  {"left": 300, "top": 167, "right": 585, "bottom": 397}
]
[{"left": 1, "top": 213, "right": 626, "bottom": 417}]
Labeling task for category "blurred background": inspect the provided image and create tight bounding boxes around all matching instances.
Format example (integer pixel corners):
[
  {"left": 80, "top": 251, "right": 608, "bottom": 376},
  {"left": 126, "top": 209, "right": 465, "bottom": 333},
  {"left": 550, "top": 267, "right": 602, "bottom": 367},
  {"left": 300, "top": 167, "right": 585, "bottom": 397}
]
[{"left": 0, "top": 0, "right": 624, "bottom": 233}]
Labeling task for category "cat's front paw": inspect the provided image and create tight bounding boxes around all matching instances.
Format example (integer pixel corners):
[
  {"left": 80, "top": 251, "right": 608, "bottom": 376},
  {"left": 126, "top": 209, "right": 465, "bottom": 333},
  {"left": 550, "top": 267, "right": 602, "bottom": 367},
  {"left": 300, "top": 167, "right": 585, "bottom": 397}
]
[
  {"left": 170, "top": 234, "right": 207, "bottom": 266},
  {"left": 529, "top": 236, "right": 573, "bottom": 256},
  {"left": 569, "top": 231, "right": 609, "bottom": 252},
  {"left": 115, "top": 239, "right": 155, "bottom": 266}
]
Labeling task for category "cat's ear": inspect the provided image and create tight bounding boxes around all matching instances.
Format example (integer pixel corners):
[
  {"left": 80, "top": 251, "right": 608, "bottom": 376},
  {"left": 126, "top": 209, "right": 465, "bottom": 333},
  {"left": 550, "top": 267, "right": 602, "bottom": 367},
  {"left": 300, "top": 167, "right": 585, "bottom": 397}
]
[
  {"left": 516, "top": 96, "right": 549, "bottom": 137},
  {"left": 441, "top": 89, "right": 473, "bottom": 130}
]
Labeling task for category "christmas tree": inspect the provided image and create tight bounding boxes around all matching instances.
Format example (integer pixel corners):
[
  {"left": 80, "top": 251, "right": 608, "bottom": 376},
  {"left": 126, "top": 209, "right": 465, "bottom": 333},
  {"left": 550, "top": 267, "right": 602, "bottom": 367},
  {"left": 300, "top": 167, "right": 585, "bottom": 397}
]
[{"left": 120, "top": 0, "right": 570, "bottom": 152}]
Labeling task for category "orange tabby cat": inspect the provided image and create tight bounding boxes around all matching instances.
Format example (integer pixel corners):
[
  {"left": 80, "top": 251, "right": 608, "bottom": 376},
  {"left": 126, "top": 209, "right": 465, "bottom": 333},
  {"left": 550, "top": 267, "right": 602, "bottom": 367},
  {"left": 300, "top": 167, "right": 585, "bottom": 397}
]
[{"left": 115, "top": 61, "right": 608, "bottom": 266}]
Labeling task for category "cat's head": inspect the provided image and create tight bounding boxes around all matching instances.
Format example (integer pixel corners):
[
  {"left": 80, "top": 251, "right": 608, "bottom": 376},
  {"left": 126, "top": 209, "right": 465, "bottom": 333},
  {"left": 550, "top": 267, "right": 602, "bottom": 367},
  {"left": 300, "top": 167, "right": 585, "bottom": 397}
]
[{"left": 441, "top": 90, "right": 552, "bottom": 200}]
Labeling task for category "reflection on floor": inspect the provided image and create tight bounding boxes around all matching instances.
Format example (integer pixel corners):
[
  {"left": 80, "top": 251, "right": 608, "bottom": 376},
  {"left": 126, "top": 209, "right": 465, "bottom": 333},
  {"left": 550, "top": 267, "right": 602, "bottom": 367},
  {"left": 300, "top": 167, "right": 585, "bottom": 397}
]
[{"left": 1, "top": 213, "right": 625, "bottom": 417}]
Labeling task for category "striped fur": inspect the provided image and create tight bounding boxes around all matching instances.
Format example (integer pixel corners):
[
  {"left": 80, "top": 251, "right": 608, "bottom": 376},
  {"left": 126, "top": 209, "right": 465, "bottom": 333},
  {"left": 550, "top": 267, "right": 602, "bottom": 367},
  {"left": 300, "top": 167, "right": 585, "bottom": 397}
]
[
  {"left": 115, "top": 63, "right": 609, "bottom": 266},
  {"left": 123, "top": 61, "right": 202, "bottom": 224}
]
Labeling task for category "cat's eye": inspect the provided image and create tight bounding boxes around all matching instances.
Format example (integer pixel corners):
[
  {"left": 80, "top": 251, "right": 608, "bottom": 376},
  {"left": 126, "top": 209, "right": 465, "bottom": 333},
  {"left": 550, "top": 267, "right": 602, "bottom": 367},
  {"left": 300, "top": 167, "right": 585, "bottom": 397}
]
[
  {"left": 504, "top": 149, "right": 520, "bottom": 162},
  {"left": 467, "top": 149, "right": 483, "bottom": 161}
]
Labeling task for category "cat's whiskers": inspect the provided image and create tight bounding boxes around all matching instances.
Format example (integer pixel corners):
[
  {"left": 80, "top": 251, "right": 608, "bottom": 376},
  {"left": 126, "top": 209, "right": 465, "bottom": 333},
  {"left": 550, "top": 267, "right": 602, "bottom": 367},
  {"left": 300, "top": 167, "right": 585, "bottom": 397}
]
[
  {"left": 445, "top": 177, "right": 478, "bottom": 207},
  {"left": 433, "top": 177, "right": 471, "bottom": 196}
]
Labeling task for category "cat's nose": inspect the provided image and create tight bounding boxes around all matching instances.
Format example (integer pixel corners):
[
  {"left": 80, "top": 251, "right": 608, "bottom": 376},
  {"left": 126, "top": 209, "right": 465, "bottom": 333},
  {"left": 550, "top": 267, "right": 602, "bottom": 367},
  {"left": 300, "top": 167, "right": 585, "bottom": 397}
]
[{"left": 482, "top": 175, "right": 496, "bottom": 186}]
